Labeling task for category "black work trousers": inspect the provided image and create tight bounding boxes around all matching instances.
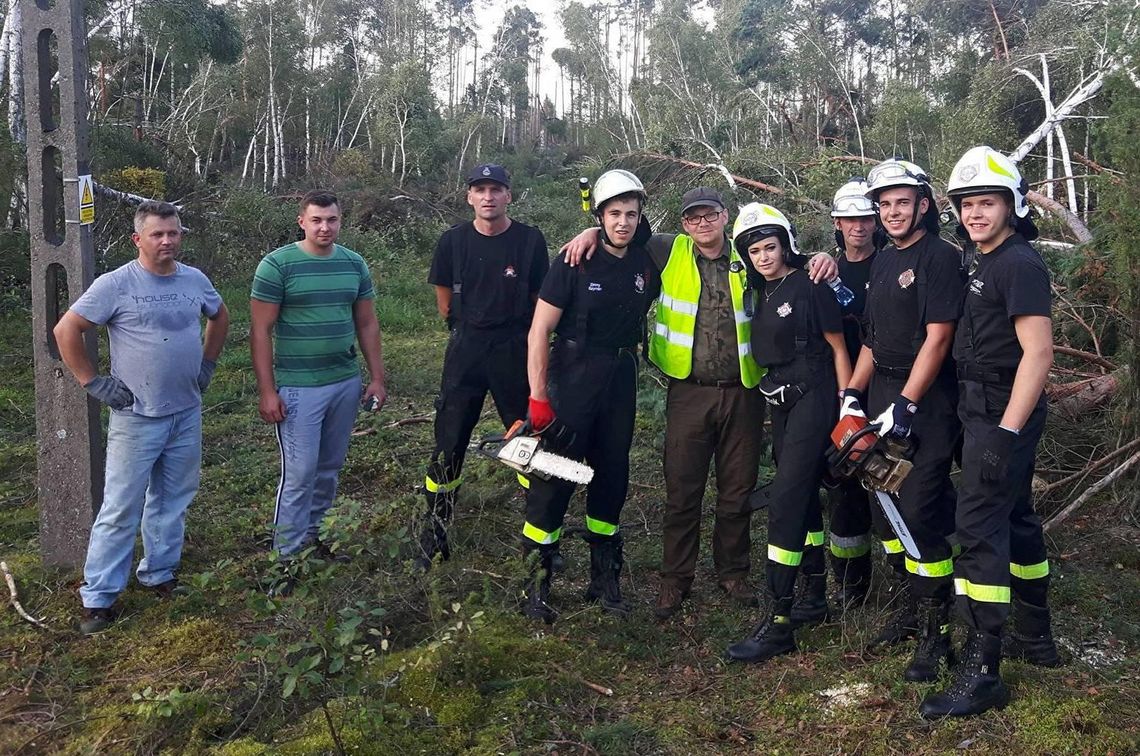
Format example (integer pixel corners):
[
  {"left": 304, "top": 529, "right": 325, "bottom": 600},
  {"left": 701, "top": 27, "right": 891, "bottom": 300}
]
[
  {"left": 660, "top": 380, "right": 765, "bottom": 590},
  {"left": 765, "top": 361, "right": 835, "bottom": 602},
  {"left": 826, "top": 478, "right": 874, "bottom": 584},
  {"left": 523, "top": 343, "right": 638, "bottom": 544},
  {"left": 425, "top": 325, "right": 530, "bottom": 497},
  {"left": 867, "top": 368, "right": 959, "bottom": 601},
  {"left": 954, "top": 381, "right": 1050, "bottom": 635}
]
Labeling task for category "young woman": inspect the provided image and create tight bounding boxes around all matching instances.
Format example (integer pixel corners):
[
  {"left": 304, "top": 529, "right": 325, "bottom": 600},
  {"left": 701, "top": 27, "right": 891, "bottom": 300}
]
[
  {"left": 520, "top": 169, "right": 657, "bottom": 624},
  {"left": 921, "top": 146, "right": 1056, "bottom": 718},
  {"left": 725, "top": 203, "right": 852, "bottom": 663}
]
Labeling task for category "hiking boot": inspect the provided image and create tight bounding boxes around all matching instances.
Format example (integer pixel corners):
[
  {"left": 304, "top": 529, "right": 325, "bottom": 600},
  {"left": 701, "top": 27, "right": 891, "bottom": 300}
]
[
  {"left": 415, "top": 486, "right": 454, "bottom": 572},
  {"left": 1004, "top": 598, "right": 1061, "bottom": 667},
  {"left": 905, "top": 598, "right": 955, "bottom": 682},
  {"left": 868, "top": 581, "right": 918, "bottom": 649},
  {"left": 789, "top": 573, "right": 829, "bottom": 627},
  {"left": 719, "top": 578, "right": 760, "bottom": 608},
  {"left": 654, "top": 582, "right": 688, "bottom": 620},
  {"left": 521, "top": 545, "right": 556, "bottom": 625},
  {"left": 584, "top": 533, "right": 631, "bottom": 617},
  {"left": 726, "top": 598, "right": 796, "bottom": 664},
  {"left": 80, "top": 606, "right": 118, "bottom": 635},
  {"left": 313, "top": 539, "right": 352, "bottom": 564},
  {"left": 550, "top": 543, "right": 566, "bottom": 574},
  {"left": 834, "top": 581, "right": 869, "bottom": 614},
  {"left": 920, "top": 630, "right": 1009, "bottom": 719},
  {"left": 150, "top": 579, "right": 188, "bottom": 600}
]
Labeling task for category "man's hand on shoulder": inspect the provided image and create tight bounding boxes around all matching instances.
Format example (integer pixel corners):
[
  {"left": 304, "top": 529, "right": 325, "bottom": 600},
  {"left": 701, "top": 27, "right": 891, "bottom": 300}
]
[
  {"left": 560, "top": 228, "right": 599, "bottom": 267},
  {"left": 807, "top": 252, "right": 839, "bottom": 284},
  {"left": 362, "top": 380, "right": 387, "bottom": 412}
]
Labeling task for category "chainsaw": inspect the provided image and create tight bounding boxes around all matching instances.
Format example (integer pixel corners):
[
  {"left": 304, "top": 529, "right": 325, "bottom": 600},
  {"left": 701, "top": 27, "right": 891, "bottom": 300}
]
[
  {"left": 827, "top": 415, "right": 922, "bottom": 559},
  {"left": 474, "top": 419, "right": 594, "bottom": 485}
]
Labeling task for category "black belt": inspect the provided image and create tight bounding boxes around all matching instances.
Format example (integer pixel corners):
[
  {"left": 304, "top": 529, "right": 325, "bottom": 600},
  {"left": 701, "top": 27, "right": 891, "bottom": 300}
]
[
  {"left": 874, "top": 363, "right": 911, "bottom": 379},
  {"left": 957, "top": 363, "right": 1016, "bottom": 386},
  {"left": 556, "top": 338, "right": 636, "bottom": 357},
  {"left": 687, "top": 377, "right": 743, "bottom": 388}
]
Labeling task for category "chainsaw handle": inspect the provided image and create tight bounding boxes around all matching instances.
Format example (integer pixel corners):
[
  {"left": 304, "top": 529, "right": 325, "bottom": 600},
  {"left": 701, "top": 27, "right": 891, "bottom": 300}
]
[{"left": 833, "top": 421, "right": 884, "bottom": 460}]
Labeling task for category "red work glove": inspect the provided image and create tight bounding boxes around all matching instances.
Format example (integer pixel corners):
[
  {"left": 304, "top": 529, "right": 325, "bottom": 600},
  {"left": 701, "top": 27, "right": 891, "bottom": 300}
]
[{"left": 528, "top": 396, "right": 556, "bottom": 432}]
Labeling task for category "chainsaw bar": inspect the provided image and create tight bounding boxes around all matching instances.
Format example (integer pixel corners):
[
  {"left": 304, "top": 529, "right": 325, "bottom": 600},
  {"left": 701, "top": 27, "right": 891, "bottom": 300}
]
[
  {"left": 475, "top": 425, "right": 594, "bottom": 485},
  {"left": 872, "top": 489, "right": 922, "bottom": 560}
]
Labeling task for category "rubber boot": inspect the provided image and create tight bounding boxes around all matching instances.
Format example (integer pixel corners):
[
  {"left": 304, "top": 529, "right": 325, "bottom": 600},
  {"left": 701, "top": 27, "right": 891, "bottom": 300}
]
[
  {"left": 726, "top": 596, "right": 797, "bottom": 664},
  {"left": 413, "top": 489, "right": 453, "bottom": 572},
  {"left": 521, "top": 544, "right": 556, "bottom": 624},
  {"left": 920, "top": 630, "right": 1009, "bottom": 719},
  {"left": 1005, "top": 598, "right": 1061, "bottom": 667},
  {"left": 789, "top": 573, "right": 829, "bottom": 627},
  {"left": 831, "top": 553, "right": 871, "bottom": 614},
  {"left": 583, "top": 533, "right": 631, "bottom": 616},
  {"left": 905, "top": 598, "right": 955, "bottom": 682},
  {"left": 868, "top": 576, "right": 919, "bottom": 649}
]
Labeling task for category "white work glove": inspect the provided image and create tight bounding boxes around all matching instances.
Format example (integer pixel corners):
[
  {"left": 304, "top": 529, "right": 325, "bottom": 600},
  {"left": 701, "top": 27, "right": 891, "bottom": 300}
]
[
  {"left": 873, "top": 394, "right": 918, "bottom": 439},
  {"left": 838, "top": 388, "right": 866, "bottom": 421}
]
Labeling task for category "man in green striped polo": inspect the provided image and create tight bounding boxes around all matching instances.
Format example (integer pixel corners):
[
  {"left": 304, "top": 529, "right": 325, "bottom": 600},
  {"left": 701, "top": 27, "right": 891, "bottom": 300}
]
[{"left": 250, "top": 191, "right": 387, "bottom": 574}]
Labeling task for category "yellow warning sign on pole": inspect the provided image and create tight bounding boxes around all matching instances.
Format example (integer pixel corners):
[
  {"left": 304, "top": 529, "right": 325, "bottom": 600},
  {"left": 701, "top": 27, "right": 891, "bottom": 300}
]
[{"left": 78, "top": 174, "right": 95, "bottom": 225}]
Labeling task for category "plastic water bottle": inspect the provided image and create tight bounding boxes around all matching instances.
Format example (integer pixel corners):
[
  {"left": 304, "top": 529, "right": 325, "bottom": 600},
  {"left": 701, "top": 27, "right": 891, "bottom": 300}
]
[{"left": 829, "top": 277, "right": 855, "bottom": 307}]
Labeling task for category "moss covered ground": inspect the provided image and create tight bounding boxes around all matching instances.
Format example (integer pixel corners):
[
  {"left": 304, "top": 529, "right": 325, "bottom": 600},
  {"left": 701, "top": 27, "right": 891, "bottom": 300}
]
[{"left": 1, "top": 249, "right": 1138, "bottom": 755}]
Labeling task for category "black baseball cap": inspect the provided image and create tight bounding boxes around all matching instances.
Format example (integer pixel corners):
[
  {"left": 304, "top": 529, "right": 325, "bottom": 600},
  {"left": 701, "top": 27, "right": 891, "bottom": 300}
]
[
  {"left": 680, "top": 187, "right": 725, "bottom": 215},
  {"left": 466, "top": 163, "right": 511, "bottom": 188}
]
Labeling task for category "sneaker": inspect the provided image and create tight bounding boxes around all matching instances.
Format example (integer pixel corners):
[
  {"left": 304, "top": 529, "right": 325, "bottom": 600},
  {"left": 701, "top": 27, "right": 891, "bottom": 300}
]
[
  {"left": 80, "top": 606, "right": 118, "bottom": 635},
  {"left": 267, "top": 575, "right": 297, "bottom": 599},
  {"left": 654, "top": 583, "right": 689, "bottom": 620},
  {"left": 313, "top": 540, "right": 351, "bottom": 564},
  {"left": 719, "top": 578, "right": 760, "bottom": 608}
]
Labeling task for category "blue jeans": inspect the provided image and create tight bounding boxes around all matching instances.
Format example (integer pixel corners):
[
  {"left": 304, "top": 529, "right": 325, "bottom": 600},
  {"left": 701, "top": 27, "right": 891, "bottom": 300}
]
[
  {"left": 80, "top": 406, "right": 202, "bottom": 609},
  {"left": 273, "top": 376, "right": 361, "bottom": 556}
]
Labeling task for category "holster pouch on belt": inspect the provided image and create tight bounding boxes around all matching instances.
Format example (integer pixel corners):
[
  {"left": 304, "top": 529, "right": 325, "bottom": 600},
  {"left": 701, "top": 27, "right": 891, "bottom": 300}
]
[{"left": 758, "top": 373, "right": 806, "bottom": 409}]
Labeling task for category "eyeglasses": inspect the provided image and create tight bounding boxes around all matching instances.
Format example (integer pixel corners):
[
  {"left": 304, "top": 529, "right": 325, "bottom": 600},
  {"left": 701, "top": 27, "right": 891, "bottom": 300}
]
[{"left": 682, "top": 210, "right": 722, "bottom": 225}]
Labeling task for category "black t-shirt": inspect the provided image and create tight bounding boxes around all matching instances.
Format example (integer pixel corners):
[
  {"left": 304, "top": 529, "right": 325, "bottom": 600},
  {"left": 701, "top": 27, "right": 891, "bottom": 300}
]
[
  {"left": 953, "top": 234, "right": 1051, "bottom": 369},
  {"left": 427, "top": 220, "right": 549, "bottom": 328},
  {"left": 865, "top": 233, "right": 964, "bottom": 367},
  {"left": 539, "top": 245, "right": 657, "bottom": 349},
  {"left": 837, "top": 249, "right": 876, "bottom": 363},
  {"left": 750, "top": 268, "right": 842, "bottom": 368}
]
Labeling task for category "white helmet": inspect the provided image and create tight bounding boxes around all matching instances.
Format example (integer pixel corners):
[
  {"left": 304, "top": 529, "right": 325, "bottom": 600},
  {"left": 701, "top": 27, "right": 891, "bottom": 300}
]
[
  {"left": 946, "top": 146, "right": 1030, "bottom": 219},
  {"left": 831, "top": 178, "right": 876, "bottom": 217},
  {"left": 865, "top": 158, "right": 932, "bottom": 198},
  {"left": 592, "top": 169, "right": 646, "bottom": 212},
  {"left": 732, "top": 202, "right": 801, "bottom": 258}
]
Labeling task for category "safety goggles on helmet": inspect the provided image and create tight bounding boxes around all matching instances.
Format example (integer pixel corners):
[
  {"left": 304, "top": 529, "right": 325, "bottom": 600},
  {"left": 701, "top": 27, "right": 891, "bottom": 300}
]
[
  {"left": 946, "top": 146, "right": 1030, "bottom": 219},
  {"left": 732, "top": 202, "right": 801, "bottom": 257},
  {"left": 865, "top": 159, "right": 931, "bottom": 197},
  {"left": 831, "top": 178, "right": 876, "bottom": 217},
  {"left": 592, "top": 169, "right": 647, "bottom": 212}
]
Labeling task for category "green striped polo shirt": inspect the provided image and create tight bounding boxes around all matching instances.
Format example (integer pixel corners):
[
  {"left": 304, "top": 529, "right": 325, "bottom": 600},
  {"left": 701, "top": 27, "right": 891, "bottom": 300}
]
[{"left": 251, "top": 242, "right": 375, "bottom": 387}]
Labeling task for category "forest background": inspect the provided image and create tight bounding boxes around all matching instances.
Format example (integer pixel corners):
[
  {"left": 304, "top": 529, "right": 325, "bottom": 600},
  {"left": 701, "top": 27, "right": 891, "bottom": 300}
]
[{"left": 1, "top": 0, "right": 1139, "bottom": 753}]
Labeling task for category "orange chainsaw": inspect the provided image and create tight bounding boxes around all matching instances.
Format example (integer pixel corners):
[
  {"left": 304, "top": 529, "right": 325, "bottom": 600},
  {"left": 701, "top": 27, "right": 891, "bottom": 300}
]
[{"left": 827, "top": 415, "right": 921, "bottom": 558}]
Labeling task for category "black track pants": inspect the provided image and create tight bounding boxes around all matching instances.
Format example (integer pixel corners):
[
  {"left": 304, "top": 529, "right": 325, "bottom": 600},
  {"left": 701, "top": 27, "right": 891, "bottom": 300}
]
[
  {"left": 867, "top": 370, "right": 959, "bottom": 600},
  {"left": 523, "top": 345, "right": 638, "bottom": 544},
  {"left": 425, "top": 327, "right": 530, "bottom": 498},
  {"left": 954, "top": 381, "right": 1049, "bottom": 635},
  {"left": 765, "top": 365, "right": 835, "bottom": 602}
]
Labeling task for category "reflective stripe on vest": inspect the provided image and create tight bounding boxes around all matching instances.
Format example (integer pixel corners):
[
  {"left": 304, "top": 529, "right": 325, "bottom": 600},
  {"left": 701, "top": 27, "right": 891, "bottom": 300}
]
[{"left": 649, "top": 235, "right": 762, "bottom": 388}]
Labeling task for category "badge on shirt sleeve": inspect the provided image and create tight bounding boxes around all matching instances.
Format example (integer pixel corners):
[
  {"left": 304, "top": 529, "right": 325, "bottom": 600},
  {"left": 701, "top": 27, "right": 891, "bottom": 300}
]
[
  {"left": 777, "top": 302, "right": 792, "bottom": 318},
  {"left": 634, "top": 273, "right": 645, "bottom": 293},
  {"left": 898, "top": 269, "right": 915, "bottom": 289}
]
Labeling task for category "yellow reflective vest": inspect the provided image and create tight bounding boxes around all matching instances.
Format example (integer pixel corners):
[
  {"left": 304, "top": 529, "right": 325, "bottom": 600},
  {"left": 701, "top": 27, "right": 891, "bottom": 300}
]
[{"left": 649, "top": 235, "right": 762, "bottom": 387}]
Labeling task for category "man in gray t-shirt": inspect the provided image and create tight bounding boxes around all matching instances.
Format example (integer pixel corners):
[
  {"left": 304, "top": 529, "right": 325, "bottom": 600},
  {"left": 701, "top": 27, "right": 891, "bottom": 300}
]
[{"left": 54, "top": 201, "right": 229, "bottom": 635}]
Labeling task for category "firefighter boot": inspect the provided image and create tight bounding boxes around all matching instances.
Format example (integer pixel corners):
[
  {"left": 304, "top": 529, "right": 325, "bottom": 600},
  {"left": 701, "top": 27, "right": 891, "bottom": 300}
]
[
  {"left": 868, "top": 576, "right": 919, "bottom": 649},
  {"left": 584, "top": 533, "right": 631, "bottom": 616},
  {"left": 1005, "top": 598, "right": 1061, "bottom": 667},
  {"left": 413, "top": 489, "right": 453, "bottom": 572},
  {"left": 789, "top": 572, "right": 829, "bottom": 628},
  {"left": 831, "top": 553, "right": 871, "bottom": 614},
  {"left": 726, "top": 596, "right": 797, "bottom": 664},
  {"left": 521, "top": 544, "right": 557, "bottom": 625},
  {"left": 905, "top": 598, "right": 955, "bottom": 682},
  {"left": 920, "top": 630, "right": 1009, "bottom": 718}
]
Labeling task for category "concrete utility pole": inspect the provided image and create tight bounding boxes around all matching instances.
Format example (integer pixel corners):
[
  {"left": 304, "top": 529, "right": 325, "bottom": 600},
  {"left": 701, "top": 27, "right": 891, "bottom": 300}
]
[{"left": 21, "top": 0, "right": 102, "bottom": 567}]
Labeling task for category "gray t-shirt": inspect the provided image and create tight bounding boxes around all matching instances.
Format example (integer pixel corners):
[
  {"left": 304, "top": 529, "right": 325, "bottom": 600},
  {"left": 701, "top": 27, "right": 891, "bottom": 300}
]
[{"left": 71, "top": 260, "right": 223, "bottom": 417}]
